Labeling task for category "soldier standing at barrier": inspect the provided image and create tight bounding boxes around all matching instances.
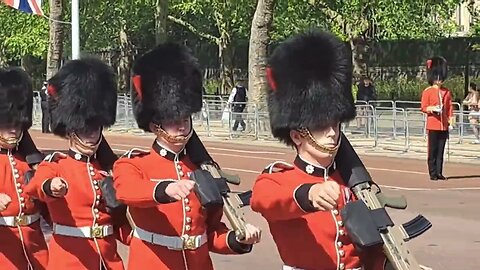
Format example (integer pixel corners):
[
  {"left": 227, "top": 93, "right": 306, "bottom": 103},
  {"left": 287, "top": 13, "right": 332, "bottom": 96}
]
[
  {"left": 25, "top": 57, "right": 130, "bottom": 270},
  {"left": 0, "top": 67, "right": 49, "bottom": 269},
  {"left": 420, "top": 57, "right": 454, "bottom": 181},
  {"left": 113, "top": 42, "right": 261, "bottom": 270},
  {"left": 250, "top": 30, "right": 387, "bottom": 270}
]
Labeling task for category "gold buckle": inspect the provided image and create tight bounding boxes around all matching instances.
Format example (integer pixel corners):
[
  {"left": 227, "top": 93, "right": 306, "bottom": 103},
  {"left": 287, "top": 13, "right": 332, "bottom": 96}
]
[
  {"left": 90, "top": 226, "right": 105, "bottom": 238},
  {"left": 182, "top": 235, "right": 198, "bottom": 250},
  {"left": 14, "top": 216, "right": 28, "bottom": 226}
]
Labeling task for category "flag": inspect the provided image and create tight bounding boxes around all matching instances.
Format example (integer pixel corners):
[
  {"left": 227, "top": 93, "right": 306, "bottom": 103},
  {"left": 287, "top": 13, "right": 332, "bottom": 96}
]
[{"left": 1, "top": 0, "right": 43, "bottom": 16}]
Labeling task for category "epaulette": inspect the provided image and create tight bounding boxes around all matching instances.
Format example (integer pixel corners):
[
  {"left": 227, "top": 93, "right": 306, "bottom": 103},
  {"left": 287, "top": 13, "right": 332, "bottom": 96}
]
[
  {"left": 121, "top": 148, "right": 149, "bottom": 159},
  {"left": 262, "top": 161, "right": 294, "bottom": 174},
  {"left": 43, "top": 152, "right": 67, "bottom": 162}
]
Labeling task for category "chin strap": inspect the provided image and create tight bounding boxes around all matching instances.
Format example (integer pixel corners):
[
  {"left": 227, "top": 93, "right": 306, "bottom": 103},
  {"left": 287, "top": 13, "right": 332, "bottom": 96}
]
[
  {"left": 69, "top": 131, "right": 102, "bottom": 154},
  {"left": 0, "top": 131, "right": 23, "bottom": 149},
  {"left": 151, "top": 122, "right": 193, "bottom": 144},
  {"left": 297, "top": 127, "right": 341, "bottom": 155}
]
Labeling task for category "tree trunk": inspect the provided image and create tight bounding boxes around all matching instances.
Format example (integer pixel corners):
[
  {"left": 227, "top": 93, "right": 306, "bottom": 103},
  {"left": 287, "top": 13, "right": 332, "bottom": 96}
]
[
  {"left": 155, "top": 0, "right": 169, "bottom": 44},
  {"left": 248, "top": 0, "right": 276, "bottom": 105},
  {"left": 46, "top": 0, "right": 65, "bottom": 80},
  {"left": 118, "top": 20, "right": 133, "bottom": 93},
  {"left": 0, "top": 45, "right": 7, "bottom": 68},
  {"left": 21, "top": 55, "right": 34, "bottom": 75},
  {"left": 218, "top": 33, "right": 234, "bottom": 95},
  {"left": 350, "top": 35, "right": 369, "bottom": 81}
]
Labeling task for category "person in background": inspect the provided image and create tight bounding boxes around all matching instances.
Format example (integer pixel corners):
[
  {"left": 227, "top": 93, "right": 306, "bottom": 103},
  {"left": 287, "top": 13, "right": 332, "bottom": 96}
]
[
  {"left": 40, "top": 82, "right": 51, "bottom": 134},
  {"left": 355, "top": 76, "right": 376, "bottom": 129},
  {"left": 420, "top": 56, "right": 454, "bottom": 181},
  {"left": 227, "top": 78, "right": 248, "bottom": 132},
  {"left": 463, "top": 82, "right": 480, "bottom": 144}
]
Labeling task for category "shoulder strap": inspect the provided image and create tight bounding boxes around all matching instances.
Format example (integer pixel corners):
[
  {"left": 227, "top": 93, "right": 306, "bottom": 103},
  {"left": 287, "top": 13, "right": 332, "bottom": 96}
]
[
  {"left": 44, "top": 152, "right": 67, "bottom": 162},
  {"left": 262, "top": 161, "right": 294, "bottom": 174},
  {"left": 121, "top": 148, "right": 149, "bottom": 159}
]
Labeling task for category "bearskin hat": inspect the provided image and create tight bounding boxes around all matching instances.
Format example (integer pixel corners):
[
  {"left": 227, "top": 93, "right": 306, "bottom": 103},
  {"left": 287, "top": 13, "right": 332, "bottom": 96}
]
[
  {"left": 0, "top": 67, "right": 33, "bottom": 130},
  {"left": 47, "top": 57, "right": 117, "bottom": 137},
  {"left": 131, "top": 42, "right": 203, "bottom": 132},
  {"left": 265, "top": 30, "right": 356, "bottom": 146},
  {"left": 426, "top": 56, "right": 448, "bottom": 85}
]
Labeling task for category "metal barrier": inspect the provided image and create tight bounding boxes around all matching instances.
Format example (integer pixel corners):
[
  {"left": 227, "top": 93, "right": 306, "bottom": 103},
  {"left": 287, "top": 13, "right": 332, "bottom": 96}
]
[{"left": 30, "top": 97, "right": 480, "bottom": 153}]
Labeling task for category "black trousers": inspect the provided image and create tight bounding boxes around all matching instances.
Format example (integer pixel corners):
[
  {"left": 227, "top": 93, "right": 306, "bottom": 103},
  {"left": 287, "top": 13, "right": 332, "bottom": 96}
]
[
  {"left": 232, "top": 106, "right": 246, "bottom": 131},
  {"left": 41, "top": 103, "right": 50, "bottom": 133},
  {"left": 427, "top": 130, "right": 448, "bottom": 177}
]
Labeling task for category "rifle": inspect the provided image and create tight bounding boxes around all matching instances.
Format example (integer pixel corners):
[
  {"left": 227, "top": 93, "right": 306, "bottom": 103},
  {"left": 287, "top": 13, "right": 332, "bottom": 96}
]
[
  {"left": 192, "top": 163, "right": 251, "bottom": 240},
  {"left": 337, "top": 132, "right": 432, "bottom": 270},
  {"left": 186, "top": 130, "right": 251, "bottom": 240}
]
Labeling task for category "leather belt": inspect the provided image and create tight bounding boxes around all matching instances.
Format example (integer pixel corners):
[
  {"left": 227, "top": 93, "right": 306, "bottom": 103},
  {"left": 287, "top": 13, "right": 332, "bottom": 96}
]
[
  {"left": 53, "top": 223, "right": 114, "bottom": 239},
  {"left": 133, "top": 226, "right": 207, "bottom": 250},
  {"left": 0, "top": 213, "right": 40, "bottom": 227}
]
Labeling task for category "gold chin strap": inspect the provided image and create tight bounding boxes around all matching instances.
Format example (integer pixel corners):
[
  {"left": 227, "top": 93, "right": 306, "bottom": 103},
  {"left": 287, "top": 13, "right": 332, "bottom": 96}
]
[
  {"left": 297, "top": 127, "right": 341, "bottom": 155},
  {"left": 0, "top": 131, "right": 23, "bottom": 149},
  {"left": 152, "top": 123, "right": 193, "bottom": 144},
  {"left": 69, "top": 132, "right": 102, "bottom": 153}
]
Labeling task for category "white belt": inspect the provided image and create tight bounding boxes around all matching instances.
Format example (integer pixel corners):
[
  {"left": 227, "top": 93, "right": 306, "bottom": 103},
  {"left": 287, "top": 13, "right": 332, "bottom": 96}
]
[
  {"left": 0, "top": 213, "right": 41, "bottom": 227},
  {"left": 283, "top": 266, "right": 362, "bottom": 270},
  {"left": 53, "top": 223, "right": 114, "bottom": 239},
  {"left": 133, "top": 226, "right": 207, "bottom": 250}
]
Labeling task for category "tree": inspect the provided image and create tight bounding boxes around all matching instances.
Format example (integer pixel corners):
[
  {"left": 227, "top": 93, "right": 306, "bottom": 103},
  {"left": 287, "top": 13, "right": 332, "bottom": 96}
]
[
  {"left": 47, "top": 0, "right": 65, "bottom": 80},
  {"left": 308, "top": 0, "right": 462, "bottom": 78},
  {"left": 0, "top": 3, "right": 49, "bottom": 67},
  {"left": 156, "top": 0, "right": 169, "bottom": 43},
  {"left": 76, "top": 0, "right": 156, "bottom": 92},
  {"left": 248, "top": 0, "right": 276, "bottom": 105},
  {"left": 169, "top": 0, "right": 255, "bottom": 94}
]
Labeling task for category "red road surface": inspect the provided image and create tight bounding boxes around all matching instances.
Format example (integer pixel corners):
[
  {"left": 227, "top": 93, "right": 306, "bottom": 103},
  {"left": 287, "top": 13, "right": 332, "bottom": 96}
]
[{"left": 30, "top": 130, "right": 480, "bottom": 270}]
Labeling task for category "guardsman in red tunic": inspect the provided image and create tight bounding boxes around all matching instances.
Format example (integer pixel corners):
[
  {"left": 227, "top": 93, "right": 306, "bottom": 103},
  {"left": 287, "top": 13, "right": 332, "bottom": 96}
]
[
  {"left": 25, "top": 57, "right": 129, "bottom": 270},
  {"left": 113, "top": 42, "right": 261, "bottom": 270},
  {"left": 250, "top": 30, "right": 387, "bottom": 270},
  {"left": 420, "top": 56, "right": 453, "bottom": 181},
  {"left": 0, "top": 67, "right": 49, "bottom": 270}
]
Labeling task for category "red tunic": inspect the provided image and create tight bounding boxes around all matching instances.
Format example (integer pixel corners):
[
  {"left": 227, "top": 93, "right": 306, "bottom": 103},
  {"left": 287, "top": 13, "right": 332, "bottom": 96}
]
[
  {"left": 250, "top": 156, "right": 387, "bottom": 270},
  {"left": 24, "top": 150, "right": 128, "bottom": 270},
  {"left": 420, "top": 86, "right": 453, "bottom": 131},
  {"left": 0, "top": 149, "right": 48, "bottom": 270},
  {"left": 112, "top": 141, "right": 252, "bottom": 270}
]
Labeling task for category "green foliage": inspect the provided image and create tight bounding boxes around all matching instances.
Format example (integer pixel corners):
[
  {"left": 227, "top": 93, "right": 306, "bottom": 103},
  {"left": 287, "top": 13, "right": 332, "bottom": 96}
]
[
  {"left": 170, "top": 0, "right": 255, "bottom": 41},
  {"left": 204, "top": 79, "right": 221, "bottom": 94},
  {"left": 309, "top": 0, "right": 461, "bottom": 41},
  {"left": 271, "top": 0, "right": 330, "bottom": 41},
  {"left": 372, "top": 76, "right": 466, "bottom": 102},
  {"left": 0, "top": 3, "right": 49, "bottom": 60},
  {"left": 75, "top": 0, "right": 155, "bottom": 51}
]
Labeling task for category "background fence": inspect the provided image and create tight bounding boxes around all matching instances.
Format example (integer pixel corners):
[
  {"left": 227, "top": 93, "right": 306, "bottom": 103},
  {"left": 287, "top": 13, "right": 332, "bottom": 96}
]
[{"left": 31, "top": 95, "right": 480, "bottom": 158}]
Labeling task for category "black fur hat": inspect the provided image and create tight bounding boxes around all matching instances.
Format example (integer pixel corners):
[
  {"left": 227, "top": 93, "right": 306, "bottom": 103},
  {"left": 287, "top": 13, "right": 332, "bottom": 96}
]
[
  {"left": 265, "top": 30, "right": 356, "bottom": 146},
  {"left": 47, "top": 57, "right": 117, "bottom": 137},
  {"left": 0, "top": 67, "right": 33, "bottom": 130},
  {"left": 131, "top": 42, "right": 203, "bottom": 132},
  {"left": 426, "top": 56, "right": 448, "bottom": 85}
]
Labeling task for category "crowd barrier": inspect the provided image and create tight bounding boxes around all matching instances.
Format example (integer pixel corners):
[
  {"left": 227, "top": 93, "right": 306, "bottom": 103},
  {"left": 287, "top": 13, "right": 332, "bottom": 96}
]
[{"left": 31, "top": 95, "right": 480, "bottom": 154}]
